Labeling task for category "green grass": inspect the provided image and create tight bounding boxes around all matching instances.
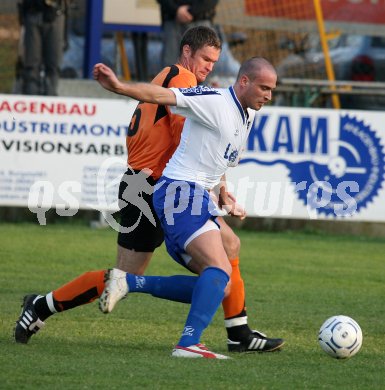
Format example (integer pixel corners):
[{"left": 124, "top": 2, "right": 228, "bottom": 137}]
[{"left": 1, "top": 222, "right": 384, "bottom": 389}]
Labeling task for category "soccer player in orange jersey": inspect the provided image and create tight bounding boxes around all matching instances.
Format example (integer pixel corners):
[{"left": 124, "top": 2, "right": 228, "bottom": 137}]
[{"left": 14, "top": 26, "right": 284, "bottom": 353}]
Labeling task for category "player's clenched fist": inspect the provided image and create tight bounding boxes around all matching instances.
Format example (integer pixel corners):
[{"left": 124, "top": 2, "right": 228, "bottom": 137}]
[{"left": 93, "top": 63, "right": 122, "bottom": 93}]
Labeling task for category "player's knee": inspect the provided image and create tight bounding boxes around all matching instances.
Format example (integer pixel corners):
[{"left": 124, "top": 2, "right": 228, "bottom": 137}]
[{"left": 223, "top": 232, "right": 241, "bottom": 259}]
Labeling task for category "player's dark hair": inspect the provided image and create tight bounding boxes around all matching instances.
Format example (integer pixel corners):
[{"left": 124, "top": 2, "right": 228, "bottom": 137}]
[
  {"left": 179, "top": 26, "right": 222, "bottom": 56},
  {"left": 236, "top": 57, "right": 276, "bottom": 81}
]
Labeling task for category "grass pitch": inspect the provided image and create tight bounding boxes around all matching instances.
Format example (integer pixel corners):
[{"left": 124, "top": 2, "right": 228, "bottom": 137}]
[{"left": 1, "top": 222, "right": 384, "bottom": 389}]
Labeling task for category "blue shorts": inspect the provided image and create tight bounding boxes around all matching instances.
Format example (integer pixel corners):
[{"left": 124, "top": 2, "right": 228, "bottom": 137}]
[{"left": 153, "top": 176, "right": 219, "bottom": 266}]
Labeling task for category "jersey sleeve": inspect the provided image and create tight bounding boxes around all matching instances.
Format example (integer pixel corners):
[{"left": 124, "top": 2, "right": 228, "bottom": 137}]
[{"left": 170, "top": 86, "right": 223, "bottom": 130}]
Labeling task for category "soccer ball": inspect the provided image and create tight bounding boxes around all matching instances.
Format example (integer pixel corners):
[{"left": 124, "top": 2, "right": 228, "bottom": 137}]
[{"left": 318, "top": 315, "right": 363, "bottom": 359}]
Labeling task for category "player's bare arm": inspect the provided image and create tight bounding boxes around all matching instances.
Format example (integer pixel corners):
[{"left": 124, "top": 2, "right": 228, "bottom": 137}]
[{"left": 93, "top": 63, "right": 177, "bottom": 106}]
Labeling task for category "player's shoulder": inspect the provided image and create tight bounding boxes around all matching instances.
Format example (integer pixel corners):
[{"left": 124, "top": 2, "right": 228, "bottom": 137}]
[
  {"left": 152, "top": 65, "right": 197, "bottom": 88},
  {"left": 168, "top": 65, "right": 198, "bottom": 88}
]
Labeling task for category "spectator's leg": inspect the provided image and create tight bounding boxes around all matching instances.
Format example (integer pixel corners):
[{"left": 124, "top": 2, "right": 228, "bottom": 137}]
[
  {"left": 161, "top": 21, "right": 183, "bottom": 68},
  {"left": 43, "top": 13, "right": 65, "bottom": 95},
  {"left": 133, "top": 32, "right": 148, "bottom": 81},
  {"left": 23, "top": 13, "right": 43, "bottom": 95}
]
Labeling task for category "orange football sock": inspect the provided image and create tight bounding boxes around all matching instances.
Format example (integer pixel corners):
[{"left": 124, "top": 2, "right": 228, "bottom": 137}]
[
  {"left": 222, "top": 258, "right": 247, "bottom": 319},
  {"left": 52, "top": 270, "right": 106, "bottom": 312}
]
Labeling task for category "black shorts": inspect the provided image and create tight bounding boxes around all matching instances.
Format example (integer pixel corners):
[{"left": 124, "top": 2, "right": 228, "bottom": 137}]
[{"left": 117, "top": 169, "right": 164, "bottom": 252}]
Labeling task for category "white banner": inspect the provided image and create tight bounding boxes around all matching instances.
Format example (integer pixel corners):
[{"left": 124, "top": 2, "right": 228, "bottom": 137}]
[
  {"left": 226, "top": 106, "right": 385, "bottom": 221},
  {"left": 1, "top": 94, "right": 385, "bottom": 222},
  {"left": 0, "top": 94, "right": 137, "bottom": 218}
]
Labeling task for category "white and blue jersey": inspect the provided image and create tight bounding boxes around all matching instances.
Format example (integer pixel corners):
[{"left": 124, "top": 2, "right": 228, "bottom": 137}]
[
  {"left": 164, "top": 85, "right": 255, "bottom": 189},
  {"left": 153, "top": 85, "right": 255, "bottom": 266}
]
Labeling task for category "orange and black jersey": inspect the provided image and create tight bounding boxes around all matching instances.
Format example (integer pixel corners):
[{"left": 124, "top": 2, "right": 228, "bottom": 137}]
[{"left": 126, "top": 64, "right": 197, "bottom": 180}]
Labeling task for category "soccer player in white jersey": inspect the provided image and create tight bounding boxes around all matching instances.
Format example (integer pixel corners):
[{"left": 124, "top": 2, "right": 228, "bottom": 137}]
[{"left": 93, "top": 57, "right": 277, "bottom": 359}]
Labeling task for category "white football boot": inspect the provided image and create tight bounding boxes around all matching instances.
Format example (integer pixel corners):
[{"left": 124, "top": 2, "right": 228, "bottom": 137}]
[
  {"left": 99, "top": 268, "right": 128, "bottom": 313},
  {"left": 172, "top": 344, "right": 230, "bottom": 359}
]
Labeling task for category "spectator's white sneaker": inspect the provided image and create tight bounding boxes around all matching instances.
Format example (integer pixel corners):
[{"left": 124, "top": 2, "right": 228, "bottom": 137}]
[
  {"left": 172, "top": 344, "right": 230, "bottom": 359},
  {"left": 99, "top": 269, "right": 128, "bottom": 313}
]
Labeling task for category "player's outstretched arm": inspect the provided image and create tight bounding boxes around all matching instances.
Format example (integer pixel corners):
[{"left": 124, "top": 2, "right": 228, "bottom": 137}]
[{"left": 93, "top": 63, "right": 177, "bottom": 106}]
